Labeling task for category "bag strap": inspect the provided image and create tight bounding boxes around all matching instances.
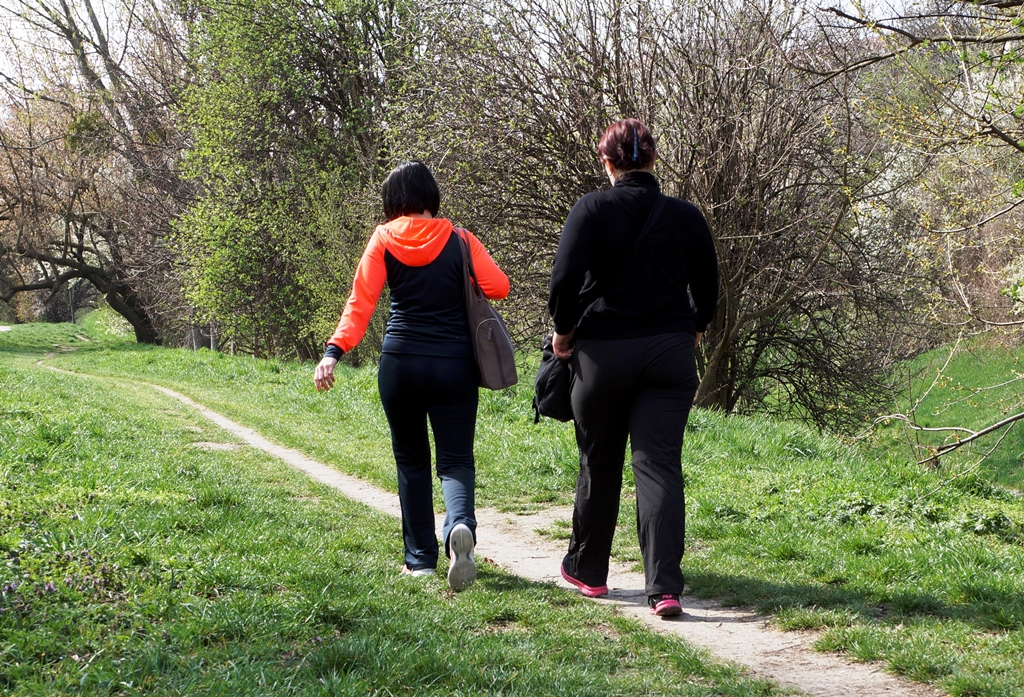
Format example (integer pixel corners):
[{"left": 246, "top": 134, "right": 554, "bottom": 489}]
[
  {"left": 455, "top": 228, "right": 480, "bottom": 289},
  {"left": 612, "top": 193, "right": 666, "bottom": 288}
]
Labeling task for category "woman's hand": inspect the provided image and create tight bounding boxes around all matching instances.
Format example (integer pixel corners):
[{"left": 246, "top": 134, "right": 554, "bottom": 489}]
[
  {"left": 694, "top": 332, "right": 703, "bottom": 348},
  {"left": 552, "top": 328, "right": 576, "bottom": 359},
  {"left": 314, "top": 356, "right": 338, "bottom": 392}
]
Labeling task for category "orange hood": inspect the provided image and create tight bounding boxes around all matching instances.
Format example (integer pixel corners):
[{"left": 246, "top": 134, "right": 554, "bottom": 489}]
[{"left": 375, "top": 217, "right": 455, "bottom": 267}]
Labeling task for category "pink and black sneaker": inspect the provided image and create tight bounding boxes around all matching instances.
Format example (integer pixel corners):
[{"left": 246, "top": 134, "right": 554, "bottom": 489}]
[
  {"left": 648, "top": 593, "right": 682, "bottom": 617},
  {"left": 560, "top": 557, "right": 608, "bottom": 597}
]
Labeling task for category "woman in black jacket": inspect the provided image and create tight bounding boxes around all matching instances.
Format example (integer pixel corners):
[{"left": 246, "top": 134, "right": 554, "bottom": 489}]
[{"left": 548, "top": 119, "right": 719, "bottom": 616}]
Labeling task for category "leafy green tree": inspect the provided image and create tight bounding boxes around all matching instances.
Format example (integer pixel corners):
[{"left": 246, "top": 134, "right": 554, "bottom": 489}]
[{"left": 177, "top": 0, "right": 416, "bottom": 359}]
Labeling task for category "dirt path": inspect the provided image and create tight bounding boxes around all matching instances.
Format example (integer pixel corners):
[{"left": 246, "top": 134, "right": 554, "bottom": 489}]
[{"left": 45, "top": 365, "right": 943, "bottom": 697}]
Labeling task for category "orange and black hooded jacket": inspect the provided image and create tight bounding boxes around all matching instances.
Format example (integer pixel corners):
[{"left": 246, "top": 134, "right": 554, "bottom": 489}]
[{"left": 324, "top": 217, "right": 510, "bottom": 360}]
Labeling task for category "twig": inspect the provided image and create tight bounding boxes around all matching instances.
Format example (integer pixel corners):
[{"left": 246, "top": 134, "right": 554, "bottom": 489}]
[
  {"left": 918, "top": 408, "right": 1024, "bottom": 464},
  {"left": 926, "top": 196, "right": 1024, "bottom": 234},
  {"left": 918, "top": 421, "right": 1016, "bottom": 499},
  {"left": 872, "top": 414, "right": 976, "bottom": 436},
  {"left": 911, "top": 333, "right": 963, "bottom": 416},
  {"left": 931, "top": 375, "right": 1024, "bottom": 415}
]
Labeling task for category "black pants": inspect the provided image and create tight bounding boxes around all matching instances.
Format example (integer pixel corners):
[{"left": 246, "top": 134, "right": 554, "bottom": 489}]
[
  {"left": 378, "top": 353, "right": 478, "bottom": 571},
  {"left": 566, "top": 332, "right": 699, "bottom": 596}
]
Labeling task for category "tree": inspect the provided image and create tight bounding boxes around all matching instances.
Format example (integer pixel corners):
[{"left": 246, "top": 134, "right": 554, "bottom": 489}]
[
  {"left": 387, "top": 0, "right": 934, "bottom": 428},
  {"left": 811, "top": 1, "right": 1024, "bottom": 470},
  {"left": 813, "top": 1, "right": 1024, "bottom": 328},
  {"left": 176, "top": 0, "right": 417, "bottom": 359},
  {"left": 0, "top": 0, "right": 190, "bottom": 343}
]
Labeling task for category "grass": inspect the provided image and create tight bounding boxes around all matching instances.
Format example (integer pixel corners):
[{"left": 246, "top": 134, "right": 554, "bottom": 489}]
[
  {"left": 875, "top": 333, "right": 1024, "bottom": 491},
  {"left": 0, "top": 319, "right": 781, "bottom": 696},
  {"left": 10, "top": 313, "right": 578, "bottom": 513},
  {"left": 6, "top": 315, "right": 1024, "bottom": 695}
]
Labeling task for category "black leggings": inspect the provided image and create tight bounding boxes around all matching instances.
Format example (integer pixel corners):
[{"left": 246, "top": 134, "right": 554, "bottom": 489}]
[
  {"left": 566, "top": 332, "right": 699, "bottom": 596},
  {"left": 378, "top": 353, "right": 478, "bottom": 570}
]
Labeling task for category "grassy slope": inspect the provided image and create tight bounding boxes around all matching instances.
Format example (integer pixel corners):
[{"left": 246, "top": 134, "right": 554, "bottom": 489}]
[
  {"left": 878, "top": 335, "right": 1024, "bottom": 491},
  {"left": 8, "top": 316, "right": 1024, "bottom": 696},
  {"left": 37, "top": 316, "right": 578, "bottom": 513},
  {"left": 0, "top": 321, "right": 778, "bottom": 696}
]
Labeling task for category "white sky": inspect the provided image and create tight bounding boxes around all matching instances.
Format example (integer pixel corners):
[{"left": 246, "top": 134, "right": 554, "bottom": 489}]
[
  {"left": 0, "top": 0, "right": 124, "bottom": 84},
  {"left": 0, "top": 0, "right": 945, "bottom": 87}
]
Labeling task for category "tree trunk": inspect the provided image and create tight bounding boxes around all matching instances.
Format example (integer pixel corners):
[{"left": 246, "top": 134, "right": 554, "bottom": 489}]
[
  {"left": 695, "top": 298, "right": 732, "bottom": 410},
  {"left": 104, "top": 288, "right": 161, "bottom": 345},
  {"left": 695, "top": 348, "right": 734, "bottom": 411}
]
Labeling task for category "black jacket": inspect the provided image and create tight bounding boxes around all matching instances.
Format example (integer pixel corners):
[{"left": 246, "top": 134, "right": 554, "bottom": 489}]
[{"left": 548, "top": 171, "right": 719, "bottom": 339}]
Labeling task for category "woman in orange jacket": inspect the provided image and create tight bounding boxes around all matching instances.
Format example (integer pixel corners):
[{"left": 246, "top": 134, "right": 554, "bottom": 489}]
[{"left": 313, "top": 161, "right": 509, "bottom": 591}]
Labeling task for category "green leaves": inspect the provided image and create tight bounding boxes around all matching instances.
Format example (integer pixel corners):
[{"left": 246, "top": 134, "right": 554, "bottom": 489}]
[
  {"left": 177, "top": 0, "right": 410, "bottom": 357},
  {"left": 64, "top": 111, "right": 111, "bottom": 155}
]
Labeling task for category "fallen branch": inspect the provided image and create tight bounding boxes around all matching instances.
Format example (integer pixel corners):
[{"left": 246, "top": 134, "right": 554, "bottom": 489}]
[
  {"left": 919, "top": 422, "right": 1017, "bottom": 499},
  {"left": 917, "top": 409, "right": 1024, "bottom": 465},
  {"left": 870, "top": 413, "right": 975, "bottom": 436}
]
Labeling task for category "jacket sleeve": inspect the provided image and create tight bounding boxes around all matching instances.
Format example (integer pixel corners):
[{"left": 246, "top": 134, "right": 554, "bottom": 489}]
[
  {"left": 683, "top": 208, "right": 720, "bottom": 333},
  {"left": 326, "top": 230, "right": 388, "bottom": 354},
  {"left": 547, "top": 198, "right": 591, "bottom": 334},
  {"left": 465, "top": 230, "right": 510, "bottom": 300}
]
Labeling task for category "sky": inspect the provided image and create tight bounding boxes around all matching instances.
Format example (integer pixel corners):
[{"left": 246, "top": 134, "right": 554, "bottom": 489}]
[{"left": 0, "top": 0, "right": 940, "bottom": 92}]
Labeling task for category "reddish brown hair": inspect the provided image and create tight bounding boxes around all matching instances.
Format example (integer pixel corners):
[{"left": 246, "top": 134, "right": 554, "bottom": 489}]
[{"left": 598, "top": 118, "right": 656, "bottom": 171}]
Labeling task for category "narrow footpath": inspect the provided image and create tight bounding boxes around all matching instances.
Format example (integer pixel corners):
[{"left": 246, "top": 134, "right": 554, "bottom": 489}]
[{"left": 46, "top": 364, "right": 943, "bottom": 697}]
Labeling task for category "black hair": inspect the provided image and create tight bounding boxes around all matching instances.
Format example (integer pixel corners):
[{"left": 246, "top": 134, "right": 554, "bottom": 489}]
[{"left": 381, "top": 160, "right": 440, "bottom": 220}]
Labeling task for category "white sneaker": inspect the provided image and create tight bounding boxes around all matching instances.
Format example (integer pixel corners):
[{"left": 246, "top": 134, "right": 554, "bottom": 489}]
[
  {"left": 401, "top": 565, "right": 434, "bottom": 577},
  {"left": 447, "top": 523, "right": 476, "bottom": 591}
]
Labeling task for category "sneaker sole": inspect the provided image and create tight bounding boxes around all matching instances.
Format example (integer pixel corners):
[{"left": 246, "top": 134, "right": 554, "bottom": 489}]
[
  {"left": 650, "top": 600, "right": 683, "bottom": 617},
  {"left": 402, "top": 567, "right": 435, "bottom": 577},
  {"left": 447, "top": 525, "right": 476, "bottom": 592},
  {"left": 560, "top": 563, "right": 608, "bottom": 597}
]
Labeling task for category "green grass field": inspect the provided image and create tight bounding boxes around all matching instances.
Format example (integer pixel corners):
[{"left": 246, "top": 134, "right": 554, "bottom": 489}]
[
  {"left": 878, "top": 334, "right": 1024, "bottom": 491},
  {"left": 4, "top": 315, "right": 1024, "bottom": 695},
  {"left": 0, "top": 318, "right": 780, "bottom": 696}
]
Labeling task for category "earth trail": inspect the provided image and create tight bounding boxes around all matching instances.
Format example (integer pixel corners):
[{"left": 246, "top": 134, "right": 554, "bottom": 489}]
[{"left": 46, "top": 365, "right": 943, "bottom": 697}]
